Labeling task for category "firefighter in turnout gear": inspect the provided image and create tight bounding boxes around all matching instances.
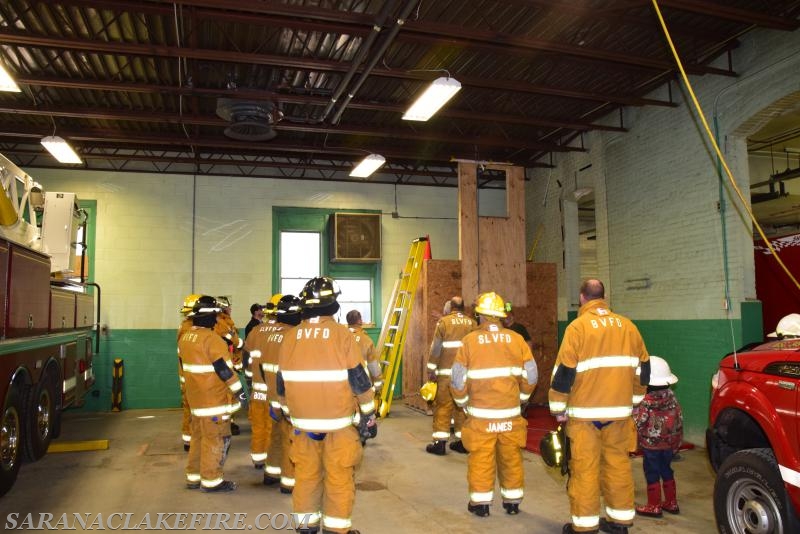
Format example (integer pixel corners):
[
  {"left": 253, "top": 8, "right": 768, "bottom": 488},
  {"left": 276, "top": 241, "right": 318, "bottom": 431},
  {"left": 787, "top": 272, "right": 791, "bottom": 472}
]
[
  {"left": 264, "top": 294, "right": 302, "bottom": 493},
  {"left": 549, "top": 279, "right": 650, "bottom": 534},
  {"left": 179, "top": 296, "right": 244, "bottom": 492},
  {"left": 215, "top": 296, "right": 244, "bottom": 435},
  {"left": 277, "top": 277, "right": 377, "bottom": 534},
  {"left": 426, "top": 296, "right": 476, "bottom": 455},
  {"left": 346, "top": 310, "right": 383, "bottom": 394},
  {"left": 450, "top": 291, "right": 537, "bottom": 517},
  {"left": 243, "top": 295, "right": 282, "bottom": 473},
  {"left": 178, "top": 293, "right": 201, "bottom": 452}
]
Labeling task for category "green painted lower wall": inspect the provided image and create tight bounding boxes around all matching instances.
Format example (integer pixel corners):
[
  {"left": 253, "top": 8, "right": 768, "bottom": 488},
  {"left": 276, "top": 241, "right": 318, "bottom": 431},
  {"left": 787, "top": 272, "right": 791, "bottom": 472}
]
[
  {"left": 554, "top": 303, "right": 762, "bottom": 446},
  {"left": 81, "top": 326, "right": 391, "bottom": 412}
]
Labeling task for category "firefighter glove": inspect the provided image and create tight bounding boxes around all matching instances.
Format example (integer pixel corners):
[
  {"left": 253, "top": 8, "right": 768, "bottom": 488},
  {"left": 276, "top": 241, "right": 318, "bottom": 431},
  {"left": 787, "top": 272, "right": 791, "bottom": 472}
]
[{"left": 358, "top": 414, "right": 378, "bottom": 441}]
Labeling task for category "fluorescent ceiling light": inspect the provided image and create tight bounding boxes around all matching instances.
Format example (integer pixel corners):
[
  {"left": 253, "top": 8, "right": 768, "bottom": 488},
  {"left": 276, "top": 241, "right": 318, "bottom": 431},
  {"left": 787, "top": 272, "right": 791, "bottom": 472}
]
[
  {"left": 41, "top": 136, "right": 83, "bottom": 164},
  {"left": 350, "top": 154, "right": 385, "bottom": 178},
  {"left": 0, "top": 64, "right": 21, "bottom": 92},
  {"left": 402, "top": 77, "right": 461, "bottom": 121}
]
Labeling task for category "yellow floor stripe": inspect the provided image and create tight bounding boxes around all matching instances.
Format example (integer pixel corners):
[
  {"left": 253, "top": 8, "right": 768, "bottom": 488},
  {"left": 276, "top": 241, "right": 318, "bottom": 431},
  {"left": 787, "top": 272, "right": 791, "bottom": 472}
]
[{"left": 47, "top": 440, "right": 109, "bottom": 453}]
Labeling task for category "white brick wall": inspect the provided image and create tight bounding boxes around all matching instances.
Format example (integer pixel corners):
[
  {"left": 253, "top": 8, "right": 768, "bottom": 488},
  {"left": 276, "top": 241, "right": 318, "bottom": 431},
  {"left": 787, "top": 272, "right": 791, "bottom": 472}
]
[{"left": 528, "top": 27, "right": 800, "bottom": 321}]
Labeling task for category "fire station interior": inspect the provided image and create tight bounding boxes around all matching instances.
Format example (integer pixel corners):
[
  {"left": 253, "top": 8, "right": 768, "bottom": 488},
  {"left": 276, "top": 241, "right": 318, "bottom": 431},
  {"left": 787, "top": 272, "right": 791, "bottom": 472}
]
[{"left": 1, "top": 1, "right": 800, "bottom": 532}]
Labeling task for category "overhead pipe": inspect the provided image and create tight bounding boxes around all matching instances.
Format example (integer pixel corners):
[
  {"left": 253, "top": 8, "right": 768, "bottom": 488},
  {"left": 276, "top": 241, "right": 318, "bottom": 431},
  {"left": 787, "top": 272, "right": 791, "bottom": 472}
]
[
  {"left": 330, "top": 0, "right": 419, "bottom": 125},
  {"left": 316, "top": 0, "right": 397, "bottom": 124}
]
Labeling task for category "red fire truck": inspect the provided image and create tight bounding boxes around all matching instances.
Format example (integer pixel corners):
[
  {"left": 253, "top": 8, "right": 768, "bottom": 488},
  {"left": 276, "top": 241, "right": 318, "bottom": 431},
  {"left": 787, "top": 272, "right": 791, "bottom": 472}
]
[{"left": 0, "top": 154, "right": 95, "bottom": 497}]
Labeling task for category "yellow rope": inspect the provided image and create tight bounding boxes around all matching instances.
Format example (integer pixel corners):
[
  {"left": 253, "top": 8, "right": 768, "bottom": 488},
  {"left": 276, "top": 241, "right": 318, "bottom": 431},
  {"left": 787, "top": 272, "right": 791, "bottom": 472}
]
[{"left": 651, "top": 0, "right": 800, "bottom": 292}]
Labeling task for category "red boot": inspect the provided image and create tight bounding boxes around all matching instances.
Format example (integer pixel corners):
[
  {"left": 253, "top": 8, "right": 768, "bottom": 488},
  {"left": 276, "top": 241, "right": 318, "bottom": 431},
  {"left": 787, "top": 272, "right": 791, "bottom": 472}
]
[
  {"left": 635, "top": 482, "right": 663, "bottom": 517},
  {"left": 662, "top": 479, "right": 680, "bottom": 514}
]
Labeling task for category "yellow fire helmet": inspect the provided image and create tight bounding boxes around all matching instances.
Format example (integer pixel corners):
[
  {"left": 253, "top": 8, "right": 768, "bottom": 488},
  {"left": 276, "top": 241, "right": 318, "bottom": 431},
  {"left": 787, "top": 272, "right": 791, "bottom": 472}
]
[
  {"left": 420, "top": 381, "right": 438, "bottom": 402},
  {"left": 180, "top": 294, "right": 202, "bottom": 315},
  {"left": 539, "top": 424, "right": 569, "bottom": 477},
  {"left": 265, "top": 293, "right": 283, "bottom": 315},
  {"left": 474, "top": 291, "right": 507, "bottom": 318}
]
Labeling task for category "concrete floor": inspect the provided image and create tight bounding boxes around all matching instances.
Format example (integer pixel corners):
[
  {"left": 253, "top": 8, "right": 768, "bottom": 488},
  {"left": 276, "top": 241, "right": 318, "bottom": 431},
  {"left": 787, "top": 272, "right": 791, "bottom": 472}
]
[{"left": 0, "top": 405, "right": 718, "bottom": 533}]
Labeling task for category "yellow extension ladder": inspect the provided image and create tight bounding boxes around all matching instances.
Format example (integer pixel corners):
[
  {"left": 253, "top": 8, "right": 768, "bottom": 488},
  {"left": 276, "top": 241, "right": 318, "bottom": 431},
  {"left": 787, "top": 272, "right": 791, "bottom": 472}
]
[{"left": 376, "top": 236, "right": 428, "bottom": 418}]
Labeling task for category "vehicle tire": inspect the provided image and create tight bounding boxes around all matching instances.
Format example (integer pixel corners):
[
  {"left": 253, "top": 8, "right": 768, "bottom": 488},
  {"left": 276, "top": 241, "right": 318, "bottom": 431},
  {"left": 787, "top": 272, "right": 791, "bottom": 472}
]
[
  {"left": 714, "top": 448, "right": 800, "bottom": 534},
  {"left": 0, "top": 384, "right": 24, "bottom": 497},
  {"left": 24, "top": 370, "right": 58, "bottom": 461}
]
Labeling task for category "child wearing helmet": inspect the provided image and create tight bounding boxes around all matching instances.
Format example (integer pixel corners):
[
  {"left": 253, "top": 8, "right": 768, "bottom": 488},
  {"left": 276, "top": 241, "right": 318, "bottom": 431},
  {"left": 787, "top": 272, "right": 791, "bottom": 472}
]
[{"left": 633, "top": 355, "right": 683, "bottom": 518}]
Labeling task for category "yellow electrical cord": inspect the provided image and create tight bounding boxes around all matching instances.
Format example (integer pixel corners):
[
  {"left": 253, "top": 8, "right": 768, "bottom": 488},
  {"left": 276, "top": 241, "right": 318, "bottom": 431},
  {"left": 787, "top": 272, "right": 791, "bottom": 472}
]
[{"left": 651, "top": 0, "right": 800, "bottom": 292}]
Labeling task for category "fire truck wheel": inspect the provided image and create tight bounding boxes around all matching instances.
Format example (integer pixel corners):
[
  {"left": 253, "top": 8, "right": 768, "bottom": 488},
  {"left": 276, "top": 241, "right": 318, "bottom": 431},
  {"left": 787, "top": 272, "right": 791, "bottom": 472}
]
[
  {"left": 0, "top": 384, "right": 23, "bottom": 497},
  {"left": 24, "top": 370, "right": 58, "bottom": 461},
  {"left": 714, "top": 448, "right": 800, "bottom": 534}
]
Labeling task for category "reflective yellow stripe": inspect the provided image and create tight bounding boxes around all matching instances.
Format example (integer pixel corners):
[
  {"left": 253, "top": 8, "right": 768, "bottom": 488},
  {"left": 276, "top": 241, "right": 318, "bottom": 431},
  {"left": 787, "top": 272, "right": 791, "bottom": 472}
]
[
  {"left": 253, "top": 382, "right": 268, "bottom": 392},
  {"left": 466, "top": 406, "right": 520, "bottom": 419},
  {"left": 281, "top": 369, "right": 347, "bottom": 382},
  {"left": 251, "top": 452, "right": 268, "bottom": 462},
  {"left": 454, "top": 395, "right": 469, "bottom": 405},
  {"left": 186, "top": 473, "right": 201, "bottom": 482},
  {"left": 360, "top": 401, "right": 375, "bottom": 414},
  {"left": 442, "top": 340, "right": 463, "bottom": 348},
  {"left": 435, "top": 368, "right": 452, "bottom": 376},
  {"left": 262, "top": 363, "right": 279, "bottom": 374},
  {"left": 432, "top": 431, "right": 450, "bottom": 440},
  {"left": 427, "top": 362, "right": 438, "bottom": 370},
  {"left": 230, "top": 382, "right": 242, "bottom": 392},
  {"left": 202, "top": 477, "right": 224, "bottom": 488},
  {"left": 182, "top": 434, "right": 192, "bottom": 442},
  {"left": 470, "top": 491, "right": 493, "bottom": 503},
  {"left": 291, "top": 416, "right": 354, "bottom": 431},
  {"left": 454, "top": 430, "right": 461, "bottom": 438},
  {"left": 265, "top": 465, "right": 282, "bottom": 476},
  {"left": 191, "top": 403, "right": 240, "bottom": 417},
  {"left": 281, "top": 476, "right": 295, "bottom": 487},
  {"left": 567, "top": 406, "right": 632, "bottom": 419},
  {"left": 573, "top": 515, "right": 600, "bottom": 528},
  {"left": 632, "top": 394, "right": 644, "bottom": 404},
  {"left": 179, "top": 376, "right": 186, "bottom": 383},
  {"left": 270, "top": 401, "right": 282, "bottom": 409},
  {"left": 549, "top": 401, "right": 567, "bottom": 412},
  {"left": 249, "top": 350, "right": 262, "bottom": 358},
  {"left": 501, "top": 487, "right": 524, "bottom": 499},
  {"left": 606, "top": 507, "right": 635, "bottom": 521},
  {"left": 467, "top": 367, "right": 522, "bottom": 379},
  {"left": 520, "top": 392, "right": 531, "bottom": 402},
  {"left": 323, "top": 516, "right": 352, "bottom": 529},
  {"left": 182, "top": 363, "right": 216, "bottom": 373},
  {"left": 575, "top": 355, "right": 639, "bottom": 373}
]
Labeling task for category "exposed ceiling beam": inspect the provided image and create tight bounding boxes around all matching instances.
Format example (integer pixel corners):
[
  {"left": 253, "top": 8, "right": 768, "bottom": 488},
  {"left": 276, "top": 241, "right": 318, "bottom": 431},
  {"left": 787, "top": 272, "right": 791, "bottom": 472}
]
[
  {"left": 658, "top": 0, "right": 800, "bottom": 31},
  {"left": 13, "top": 75, "right": 628, "bottom": 131},
  {"left": 0, "top": 103, "right": 583, "bottom": 152},
  {"left": 1, "top": 31, "right": 677, "bottom": 107},
  {"left": 0, "top": 126, "right": 560, "bottom": 166}
]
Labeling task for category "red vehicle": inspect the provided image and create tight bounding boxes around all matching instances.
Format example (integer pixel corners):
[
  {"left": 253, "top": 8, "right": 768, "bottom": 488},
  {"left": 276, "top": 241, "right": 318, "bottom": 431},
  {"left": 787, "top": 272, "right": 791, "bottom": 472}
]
[
  {"left": 707, "top": 337, "right": 800, "bottom": 533},
  {"left": 0, "top": 155, "right": 96, "bottom": 497}
]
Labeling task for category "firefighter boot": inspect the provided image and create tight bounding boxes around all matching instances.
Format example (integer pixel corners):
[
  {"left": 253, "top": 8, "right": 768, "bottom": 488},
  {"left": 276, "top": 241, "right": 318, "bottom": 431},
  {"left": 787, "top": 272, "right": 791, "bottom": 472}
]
[
  {"left": 635, "top": 482, "right": 663, "bottom": 517},
  {"left": 449, "top": 440, "right": 468, "bottom": 454},
  {"left": 502, "top": 502, "right": 519, "bottom": 515},
  {"left": 662, "top": 479, "right": 680, "bottom": 514},
  {"left": 599, "top": 518, "right": 628, "bottom": 534},
  {"left": 231, "top": 422, "right": 241, "bottom": 436},
  {"left": 202, "top": 480, "right": 238, "bottom": 492},
  {"left": 468, "top": 503, "right": 490, "bottom": 517},
  {"left": 426, "top": 440, "right": 446, "bottom": 456},
  {"left": 562, "top": 524, "right": 598, "bottom": 534}
]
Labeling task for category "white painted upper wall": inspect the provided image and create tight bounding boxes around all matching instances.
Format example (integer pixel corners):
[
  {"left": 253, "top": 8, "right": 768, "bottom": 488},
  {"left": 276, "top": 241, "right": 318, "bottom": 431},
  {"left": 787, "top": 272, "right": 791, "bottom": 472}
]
[{"left": 29, "top": 169, "right": 505, "bottom": 329}]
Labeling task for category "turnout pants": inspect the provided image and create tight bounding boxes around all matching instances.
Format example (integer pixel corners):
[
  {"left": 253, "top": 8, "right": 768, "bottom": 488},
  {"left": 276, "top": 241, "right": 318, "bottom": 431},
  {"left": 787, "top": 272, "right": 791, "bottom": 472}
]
[
  {"left": 461, "top": 416, "right": 527, "bottom": 505},
  {"left": 266, "top": 416, "right": 296, "bottom": 491},
  {"left": 185, "top": 416, "right": 232, "bottom": 488},
  {"left": 180, "top": 386, "right": 192, "bottom": 447},
  {"left": 290, "top": 426, "right": 362, "bottom": 534},
  {"left": 248, "top": 398, "right": 273, "bottom": 465},
  {"left": 432, "top": 376, "right": 465, "bottom": 440},
  {"left": 566, "top": 419, "right": 637, "bottom": 532}
]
